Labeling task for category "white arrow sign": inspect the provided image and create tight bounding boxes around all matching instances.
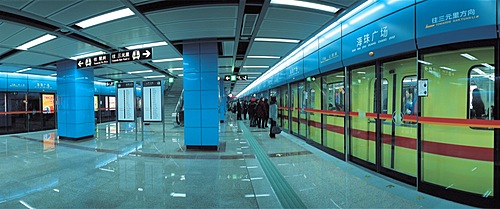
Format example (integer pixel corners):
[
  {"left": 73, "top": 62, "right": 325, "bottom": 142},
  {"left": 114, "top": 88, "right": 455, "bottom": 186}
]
[
  {"left": 78, "top": 61, "right": 83, "bottom": 67},
  {"left": 142, "top": 50, "right": 151, "bottom": 58}
]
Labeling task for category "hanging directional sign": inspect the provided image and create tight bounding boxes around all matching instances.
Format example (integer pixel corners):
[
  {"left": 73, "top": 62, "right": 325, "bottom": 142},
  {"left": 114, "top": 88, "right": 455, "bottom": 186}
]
[
  {"left": 237, "top": 75, "right": 248, "bottom": 80},
  {"left": 111, "top": 48, "right": 153, "bottom": 64},
  {"left": 76, "top": 54, "right": 110, "bottom": 69},
  {"left": 223, "top": 75, "right": 231, "bottom": 81}
]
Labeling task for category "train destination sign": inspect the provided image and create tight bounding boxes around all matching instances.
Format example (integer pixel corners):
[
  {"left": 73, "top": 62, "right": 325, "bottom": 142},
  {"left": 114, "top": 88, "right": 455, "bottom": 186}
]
[
  {"left": 76, "top": 54, "right": 110, "bottom": 69},
  {"left": 111, "top": 48, "right": 153, "bottom": 64}
]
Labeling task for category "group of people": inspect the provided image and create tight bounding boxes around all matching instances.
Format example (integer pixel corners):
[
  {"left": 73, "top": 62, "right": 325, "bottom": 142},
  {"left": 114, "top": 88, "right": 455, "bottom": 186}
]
[{"left": 228, "top": 96, "right": 278, "bottom": 138}]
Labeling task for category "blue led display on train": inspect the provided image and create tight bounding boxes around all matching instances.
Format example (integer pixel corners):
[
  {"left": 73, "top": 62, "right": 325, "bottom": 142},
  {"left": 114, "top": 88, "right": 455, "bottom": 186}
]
[
  {"left": 342, "top": 6, "right": 415, "bottom": 65},
  {"left": 416, "top": 0, "right": 496, "bottom": 48}
]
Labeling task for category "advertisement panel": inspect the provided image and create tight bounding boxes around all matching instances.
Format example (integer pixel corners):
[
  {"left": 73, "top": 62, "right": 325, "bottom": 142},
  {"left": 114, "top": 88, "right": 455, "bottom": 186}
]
[{"left": 42, "top": 94, "right": 54, "bottom": 114}]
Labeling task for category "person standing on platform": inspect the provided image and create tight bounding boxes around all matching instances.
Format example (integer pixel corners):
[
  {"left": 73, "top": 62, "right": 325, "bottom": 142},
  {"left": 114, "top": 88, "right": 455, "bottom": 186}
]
[
  {"left": 264, "top": 98, "right": 270, "bottom": 128},
  {"left": 269, "top": 96, "right": 278, "bottom": 138},
  {"left": 256, "top": 98, "right": 266, "bottom": 128},
  {"left": 248, "top": 98, "right": 256, "bottom": 127},
  {"left": 242, "top": 100, "right": 248, "bottom": 120},
  {"left": 236, "top": 99, "right": 242, "bottom": 120}
]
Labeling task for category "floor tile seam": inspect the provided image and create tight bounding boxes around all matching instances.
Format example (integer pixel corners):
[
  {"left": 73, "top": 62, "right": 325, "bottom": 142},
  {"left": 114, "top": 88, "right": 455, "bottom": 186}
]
[{"left": 238, "top": 121, "right": 307, "bottom": 209}]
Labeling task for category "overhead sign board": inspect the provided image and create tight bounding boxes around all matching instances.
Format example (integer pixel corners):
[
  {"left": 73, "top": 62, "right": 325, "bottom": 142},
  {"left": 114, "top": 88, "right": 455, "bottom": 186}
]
[
  {"left": 77, "top": 54, "right": 110, "bottom": 69},
  {"left": 111, "top": 48, "right": 152, "bottom": 64},
  {"left": 223, "top": 74, "right": 248, "bottom": 82},
  {"left": 142, "top": 80, "right": 163, "bottom": 122},
  {"left": 237, "top": 75, "right": 248, "bottom": 80}
]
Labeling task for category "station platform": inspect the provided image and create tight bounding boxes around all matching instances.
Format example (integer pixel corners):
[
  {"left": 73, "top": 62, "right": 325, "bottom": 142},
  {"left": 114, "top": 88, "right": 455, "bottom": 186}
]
[{"left": 0, "top": 113, "right": 475, "bottom": 208}]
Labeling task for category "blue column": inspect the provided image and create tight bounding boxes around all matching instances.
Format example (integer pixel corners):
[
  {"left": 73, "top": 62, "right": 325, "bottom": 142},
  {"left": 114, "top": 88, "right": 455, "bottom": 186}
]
[
  {"left": 57, "top": 60, "right": 95, "bottom": 139},
  {"left": 183, "top": 41, "right": 219, "bottom": 148},
  {"left": 219, "top": 79, "right": 226, "bottom": 123}
]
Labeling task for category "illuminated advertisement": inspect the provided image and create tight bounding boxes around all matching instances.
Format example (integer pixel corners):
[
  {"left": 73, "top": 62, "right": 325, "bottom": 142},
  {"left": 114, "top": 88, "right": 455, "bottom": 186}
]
[
  {"left": 94, "top": 96, "right": 98, "bottom": 111},
  {"left": 42, "top": 94, "right": 54, "bottom": 114},
  {"left": 109, "top": 96, "right": 116, "bottom": 110}
]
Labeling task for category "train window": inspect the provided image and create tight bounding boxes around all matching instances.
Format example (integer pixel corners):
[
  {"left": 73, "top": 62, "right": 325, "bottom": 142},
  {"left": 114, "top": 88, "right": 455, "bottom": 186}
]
[
  {"left": 373, "top": 79, "right": 388, "bottom": 114},
  {"left": 401, "top": 76, "right": 417, "bottom": 115},
  {"left": 468, "top": 65, "right": 494, "bottom": 120},
  {"left": 326, "top": 82, "right": 344, "bottom": 111}
]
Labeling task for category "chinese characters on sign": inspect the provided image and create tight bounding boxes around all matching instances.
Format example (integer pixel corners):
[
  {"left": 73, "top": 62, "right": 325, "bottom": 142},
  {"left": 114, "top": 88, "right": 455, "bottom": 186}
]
[
  {"left": 426, "top": 9, "right": 479, "bottom": 29},
  {"left": 77, "top": 54, "right": 110, "bottom": 69},
  {"left": 352, "top": 26, "right": 395, "bottom": 53}
]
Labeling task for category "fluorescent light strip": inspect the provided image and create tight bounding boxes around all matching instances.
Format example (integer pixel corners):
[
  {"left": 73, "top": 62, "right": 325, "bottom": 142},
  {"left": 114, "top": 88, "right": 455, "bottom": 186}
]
[
  {"left": 254, "top": 38, "right": 300, "bottom": 43},
  {"left": 242, "top": 66, "right": 269, "bottom": 68},
  {"left": 178, "top": 74, "right": 184, "bottom": 77},
  {"left": 271, "top": 0, "right": 339, "bottom": 13},
  {"left": 125, "top": 41, "right": 167, "bottom": 50},
  {"left": 460, "top": 53, "right": 478, "bottom": 61},
  {"left": 70, "top": 51, "right": 106, "bottom": 60},
  {"left": 16, "top": 34, "right": 57, "bottom": 50},
  {"left": 417, "top": 60, "right": 432, "bottom": 65},
  {"left": 144, "top": 75, "right": 165, "bottom": 79},
  {"left": 128, "top": 70, "right": 153, "bottom": 74},
  {"left": 247, "top": 55, "right": 281, "bottom": 59},
  {"left": 481, "top": 63, "right": 494, "bottom": 69},
  {"left": 16, "top": 68, "right": 31, "bottom": 73},
  {"left": 76, "top": 8, "right": 134, "bottom": 29},
  {"left": 169, "top": 68, "right": 183, "bottom": 71},
  {"left": 152, "top": 58, "right": 183, "bottom": 63}
]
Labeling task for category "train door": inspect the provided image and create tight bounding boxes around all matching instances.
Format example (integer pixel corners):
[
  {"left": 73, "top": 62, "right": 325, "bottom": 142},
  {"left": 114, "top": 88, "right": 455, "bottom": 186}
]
[
  {"left": 322, "top": 71, "right": 346, "bottom": 157},
  {"left": 349, "top": 65, "right": 377, "bottom": 165},
  {"left": 380, "top": 58, "right": 418, "bottom": 183},
  {"left": 307, "top": 77, "right": 321, "bottom": 143},
  {"left": 281, "top": 85, "right": 289, "bottom": 130},
  {"left": 291, "top": 83, "right": 299, "bottom": 134},
  {"left": 298, "top": 81, "right": 307, "bottom": 138},
  {"left": 418, "top": 46, "right": 496, "bottom": 206}
]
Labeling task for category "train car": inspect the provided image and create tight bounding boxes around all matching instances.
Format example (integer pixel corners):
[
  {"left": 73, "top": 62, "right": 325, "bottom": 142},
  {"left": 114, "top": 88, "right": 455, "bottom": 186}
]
[{"left": 239, "top": 0, "right": 499, "bottom": 207}]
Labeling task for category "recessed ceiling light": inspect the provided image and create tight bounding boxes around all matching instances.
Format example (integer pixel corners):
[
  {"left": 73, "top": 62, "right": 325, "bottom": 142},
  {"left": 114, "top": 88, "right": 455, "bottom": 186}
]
[
  {"left": 254, "top": 38, "right": 300, "bottom": 43},
  {"left": 270, "top": 0, "right": 340, "bottom": 13},
  {"left": 128, "top": 70, "right": 153, "bottom": 74},
  {"left": 70, "top": 51, "right": 106, "bottom": 60},
  {"left": 168, "top": 68, "right": 183, "bottom": 71},
  {"left": 460, "top": 53, "right": 478, "bottom": 61},
  {"left": 16, "top": 68, "right": 32, "bottom": 73},
  {"left": 152, "top": 58, "right": 183, "bottom": 63},
  {"left": 125, "top": 41, "right": 167, "bottom": 50},
  {"left": 144, "top": 75, "right": 165, "bottom": 79},
  {"left": 247, "top": 55, "right": 281, "bottom": 59},
  {"left": 76, "top": 8, "right": 135, "bottom": 29},
  {"left": 242, "top": 66, "right": 269, "bottom": 68},
  {"left": 16, "top": 34, "right": 57, "bottom": 50}
]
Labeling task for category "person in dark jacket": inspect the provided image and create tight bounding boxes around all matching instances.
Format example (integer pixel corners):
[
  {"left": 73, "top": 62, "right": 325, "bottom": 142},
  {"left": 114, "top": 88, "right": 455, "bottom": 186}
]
[
  {"left": 255, "top": 98, "right": 267, "bottom": 128},
  {"left": 269, "top": 96, "right": 278, "bottom": 138},
  {"left": 236, "top": 99, "right": 242, "bottom": 120},
  {"left": 242, "top": 100, "right": 248, "bottom": 120},
  {"left": 264, "top": 98, "right": 269, "bottom": 128},
  {"left": 248, "top": 98, "right": 256, "bottom": 126}
]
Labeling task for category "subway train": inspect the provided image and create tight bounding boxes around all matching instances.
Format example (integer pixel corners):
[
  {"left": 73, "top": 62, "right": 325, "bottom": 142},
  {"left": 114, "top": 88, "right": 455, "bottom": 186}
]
[
  {"left": 0, "top": 73, "right": 117, "bottom": 135},
  {"left": 238, "top": 0, "right": 499, "bottom": 207}
]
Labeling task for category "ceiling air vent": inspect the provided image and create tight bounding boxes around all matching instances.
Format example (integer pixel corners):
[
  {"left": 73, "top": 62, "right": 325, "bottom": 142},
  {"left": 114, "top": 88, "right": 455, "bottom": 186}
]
[{"left": 241, "top": 14, "right": 259, "bottom": 36}]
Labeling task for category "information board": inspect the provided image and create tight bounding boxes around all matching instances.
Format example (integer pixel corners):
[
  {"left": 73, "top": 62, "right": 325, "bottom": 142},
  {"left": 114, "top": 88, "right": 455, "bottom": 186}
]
[
  {"left": 142, "top": 80, "right": 163, "bottom": 122},
  {"left": 116, "top": 82, "right": 136, "bottom": 122}
]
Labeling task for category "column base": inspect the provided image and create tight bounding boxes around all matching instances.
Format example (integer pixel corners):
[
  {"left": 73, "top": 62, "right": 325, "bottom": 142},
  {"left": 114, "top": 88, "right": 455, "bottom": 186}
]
[
  {"left": 186, "top": 145, "right": 218, "bottom": 151},
  {"left": 59, "top": 135, "right": 94, "bottom": 141}
]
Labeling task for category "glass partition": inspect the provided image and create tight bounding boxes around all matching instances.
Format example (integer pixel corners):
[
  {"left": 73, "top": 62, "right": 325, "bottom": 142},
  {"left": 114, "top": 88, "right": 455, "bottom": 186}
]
[{"left": 322, "top": 71, "right": 345, "bottom": 154}]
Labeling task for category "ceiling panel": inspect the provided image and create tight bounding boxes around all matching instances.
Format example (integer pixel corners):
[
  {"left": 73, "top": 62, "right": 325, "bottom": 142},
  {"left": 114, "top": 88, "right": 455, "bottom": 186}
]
[
  {"left": 0, "top": 47, "right": 10, "bottom": 55},
  {"left": 23, "top": 0, "right": 79, "bottom": 18},
  {"left": 83, "top": 17, "right": 147, "bottom": 37},
  {"left": 258, "top": 20, "right": 321, "bottom": 39},
  {"left": 147, "top": 6, "right": 237, "bottom": 24},
  {"left": 243, "top": 59, "right": 279, "bottom": 67},
  {"left": 320, "top": 0, "right": 359, "bottom": 7},
  {"left": 157, "top": 19, "right": 235, "bottom": 32},
  {"left": 151, "top": 45, "right": 180, "bottom": 59},
  {"left": 265, "top": 7, "right": 333, "bottom": 25},
  {"left": 48, "top": 1, "right": 124, "bottom": 25},
  {"left": 93, "top": 67, "right": 124, "bottom": 76},
  {"left": 110, "top": 62, "right": 148, "bottom": 71},
  {"left": 0, "top": 0, "right": 31, "bottom": 10},
  {"left": 256, "top": 29, "right": 311, "bottom": 40},
  {"left": 32, "top": 37, "right": 103, "bottom": 59},
  {"left": 0, "top": 27, "right": 44, "bottom": 48},
  {"left": 218, "top": 57, "right": 233, "bottom": 67},
  {"left": 248, "top": 42, "right": 297, "bottom": 57},
  {"left": 2, "top": 51, "right": 61, "bottom": 66},
  {"left": 0, "top": 23, "right": 26, "bottom": 44},
  {"left": 98, "top": 27, "right": 161, "bottom": 47},
  {"left": 165, "top": 30, "right": 235, "bottom": 41},
  {"left": 152, "top": 61, "right": 183, "bottom": 70}
]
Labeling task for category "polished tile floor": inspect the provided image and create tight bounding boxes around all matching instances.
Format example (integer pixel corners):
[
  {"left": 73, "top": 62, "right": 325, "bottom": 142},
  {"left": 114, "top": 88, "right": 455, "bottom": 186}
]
[{"left": 0, "top": 114, "right": 475, "bottom": 208}]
